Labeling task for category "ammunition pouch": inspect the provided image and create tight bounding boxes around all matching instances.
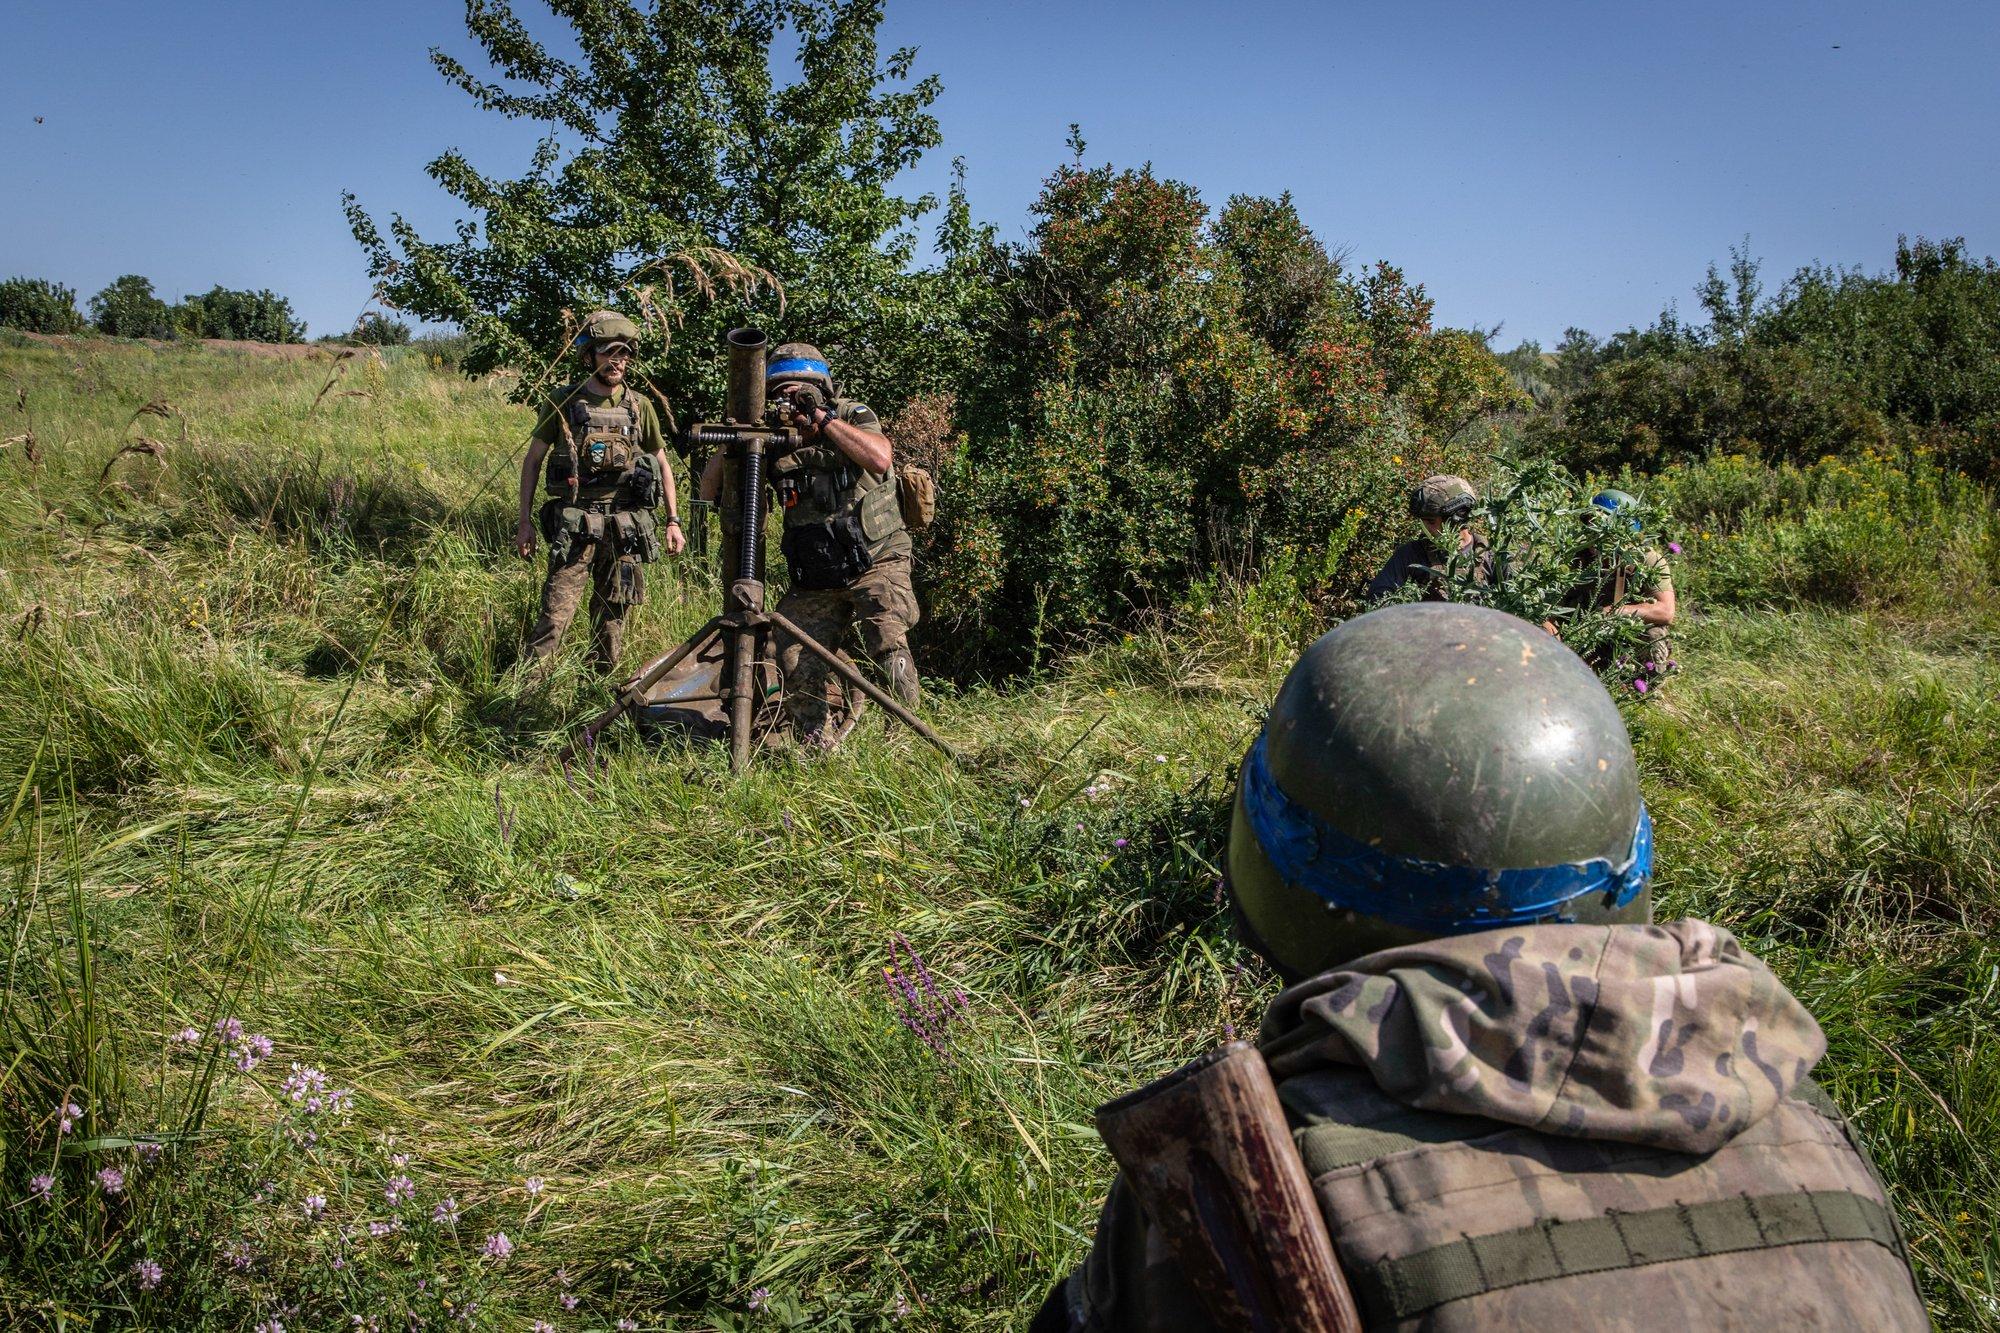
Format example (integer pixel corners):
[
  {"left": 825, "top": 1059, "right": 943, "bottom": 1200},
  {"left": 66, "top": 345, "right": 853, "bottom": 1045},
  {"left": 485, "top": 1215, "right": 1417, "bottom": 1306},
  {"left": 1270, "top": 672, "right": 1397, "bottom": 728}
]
[
  {"left": 896, "top": 465, "right": 936, "bottom": 531},
  {"left": 620, "top": 453, "right": 663, "bottom": 510},
  {"left": 781, "top": 510, "right": 874, "bottom": 591},
  {"left": 615, "top": 509, "right": 661, "bottom": 563}
]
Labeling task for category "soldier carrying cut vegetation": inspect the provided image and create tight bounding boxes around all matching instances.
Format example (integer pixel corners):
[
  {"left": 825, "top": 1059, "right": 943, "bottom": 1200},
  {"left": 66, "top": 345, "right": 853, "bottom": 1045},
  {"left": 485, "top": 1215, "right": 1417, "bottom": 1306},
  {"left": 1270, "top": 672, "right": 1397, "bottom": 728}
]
[
  {"left": 1550, "top": 487, "right": 1678, "bottom": 669},
  {"left": 1035, "top": 603, "right": 1926, "bottom": 1332},
  {"left": 1362, "top": 474, "right": 1489, "bottom": 602},
  {"left": 516, "top": 310, "right": 686, "bottom": 674}
]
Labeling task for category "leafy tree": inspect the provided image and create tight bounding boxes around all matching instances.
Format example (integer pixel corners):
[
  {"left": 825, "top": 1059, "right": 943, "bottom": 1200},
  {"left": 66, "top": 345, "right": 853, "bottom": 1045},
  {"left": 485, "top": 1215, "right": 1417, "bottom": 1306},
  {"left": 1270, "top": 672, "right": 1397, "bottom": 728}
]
[
  {"left": 0, "top": 277, "right": 86, "bottom": 335},
  {"left": 348, "top": 312, "right": 412, "bottom": 346},
  {"left": 345, "top": 0, "right": 982, "bottom": 414},
  {"left": 174, "top": 286, "right": 307, "bottom": 343},
  {"left": 89, "top": 274, "right": 175, "bottom": 339}
]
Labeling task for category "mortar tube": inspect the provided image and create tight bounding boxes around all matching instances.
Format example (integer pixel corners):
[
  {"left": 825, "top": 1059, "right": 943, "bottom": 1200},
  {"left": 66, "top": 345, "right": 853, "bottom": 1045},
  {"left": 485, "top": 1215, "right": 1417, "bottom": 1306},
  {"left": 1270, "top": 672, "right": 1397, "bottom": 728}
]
[{"left": 724, "top": 327, "right": 767, "bottom": 425}]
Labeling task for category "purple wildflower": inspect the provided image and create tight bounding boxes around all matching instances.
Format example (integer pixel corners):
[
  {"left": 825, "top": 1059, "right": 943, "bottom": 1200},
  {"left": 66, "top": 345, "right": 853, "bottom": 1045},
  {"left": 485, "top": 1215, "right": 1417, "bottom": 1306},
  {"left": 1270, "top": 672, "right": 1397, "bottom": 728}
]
[
  {"left": 618, "top": 1322, "right": 640, "bottom": 1331},
  {"left": 557, "top": 1267, "right": 572, "bottom": 1287},
  {"left": 748, "top": 1287, "right": 770, "bottom": 1311},
  {"left": 1668, "top": 541, "right": 1683, "bottom": 554},
  {"left": 131, "top": 1257, "right": 164, "bottom": 1291},
  {"left": 29, "top": 1172, "right": 55, "bottom": 1200},
  {"left": 170, "top": 1026, "right": 201, "bottom": 1046},
  {"left": 391, "top": 1152, "right": 409, "bottom": 1168},
  {"left": 1113, "top": 838, "right": 1129, "bottom": 849},
  {"left": 280, "top": 1065, "right": 328, "bottom": 1103},
  {"left": 225, "top": 1240, "right": 254, "bottom": 1272},
  {"left": 256, "top": 1321, "right": 285, "bottom": 1333},
  {"left": 57, "top": 1100, "right": 82, "bottom": 1133},
  {"left": 214, "top": 1017, "right": 244, "bottom": 1045},
  {"left": 522, "top": 1176, "right": 546, "bottom": 1197},
  {"left": 324, "top": 1087, "right": 355, "bottom": 1116},
  {"left": 134, "top": 1141, "right": 163, "bottom": 1163},
  {"left": 482, "top": 1232, "right": 513, "bottom": 1261},
  {"left": 530, "top": 1323, "right": 555, "bottom": 1333},
  {"left": 303, "top": 1194, "right": 326, "bottom": 1217},
  {"left": 235, "top": 1034, "right": 273, "bottom": 1072},
  {"left": 97, "top": 1166, "right": 126, "bottom": 1195},
  {"left": 561, "top": 1294, "right": 580, "bottom": 1310},
  {"left": 367, "top": 1220, "right": 397, "bottom": 1238},
  {"left": 1634, "top": 678, "right": 1650, "bottom": 694},
  {"left": 385, "top": 1175, "right": 415, "bottom": 1205},
  {"left": 432, "top": 1196, "right": 460, "bottom": 1224}
]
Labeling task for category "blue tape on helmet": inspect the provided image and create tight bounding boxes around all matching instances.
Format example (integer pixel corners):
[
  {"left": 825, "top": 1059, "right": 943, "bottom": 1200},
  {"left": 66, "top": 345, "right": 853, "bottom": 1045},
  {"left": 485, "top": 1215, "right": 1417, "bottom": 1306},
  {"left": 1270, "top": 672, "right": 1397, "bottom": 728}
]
[
  {"left": 1241, "top": 734, "right": 1651, "bottom": 932},
  {"left": 1592, "top": 491, "right": 1643, "bottom": 532},
  {"left": 767, "top": 356, "right": 830, "bottom": 380}
]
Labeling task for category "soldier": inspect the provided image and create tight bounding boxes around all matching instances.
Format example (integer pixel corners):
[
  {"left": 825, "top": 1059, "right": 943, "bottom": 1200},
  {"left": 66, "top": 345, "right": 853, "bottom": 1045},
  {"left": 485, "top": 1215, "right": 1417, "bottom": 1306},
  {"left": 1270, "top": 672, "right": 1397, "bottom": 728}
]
[
  {"left": 1554, "top": 487, "right": 1678, "bottom": 668},
  {"left": 1035, "top": 603, "right": 1927, "bottom": 1331},
  {"left": 1362, "top": 475, "right": 1487, "bottom": 602},
  {"left": 515, "top": 310, "right": 686, "bottom": 674},
  {"left": 698, "top": 341, "right": 920, "bottom": 746}
]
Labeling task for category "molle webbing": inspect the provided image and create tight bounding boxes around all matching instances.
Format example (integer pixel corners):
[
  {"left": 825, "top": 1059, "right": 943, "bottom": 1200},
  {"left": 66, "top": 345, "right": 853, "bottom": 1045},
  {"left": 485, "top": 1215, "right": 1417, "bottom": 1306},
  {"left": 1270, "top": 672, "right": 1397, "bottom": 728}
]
[{"left": 1347, "top": 1189, "right": 1902, "bottom": 1323}]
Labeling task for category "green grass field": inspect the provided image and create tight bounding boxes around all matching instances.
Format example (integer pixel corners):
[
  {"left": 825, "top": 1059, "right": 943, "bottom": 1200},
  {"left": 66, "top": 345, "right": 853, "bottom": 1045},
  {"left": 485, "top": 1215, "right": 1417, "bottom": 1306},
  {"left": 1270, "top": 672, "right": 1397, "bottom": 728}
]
[{"left": 1, "top": 336, "right": 1996, "bottom": 1329}]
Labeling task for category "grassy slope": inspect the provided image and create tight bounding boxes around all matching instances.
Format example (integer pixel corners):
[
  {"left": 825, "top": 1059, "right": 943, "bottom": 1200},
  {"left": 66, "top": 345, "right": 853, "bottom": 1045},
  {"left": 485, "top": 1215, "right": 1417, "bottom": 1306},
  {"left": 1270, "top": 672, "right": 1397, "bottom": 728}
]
[{"left": 1, "top": 337, "right": 1995, "bottom": 1328}]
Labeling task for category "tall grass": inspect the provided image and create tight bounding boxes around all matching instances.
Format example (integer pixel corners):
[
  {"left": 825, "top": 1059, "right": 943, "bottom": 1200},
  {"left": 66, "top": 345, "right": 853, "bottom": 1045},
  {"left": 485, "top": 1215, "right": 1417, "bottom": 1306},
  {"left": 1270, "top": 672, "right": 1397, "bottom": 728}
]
[{"left": 0, "top": 339, "right": 1995, "bottom": 1327}]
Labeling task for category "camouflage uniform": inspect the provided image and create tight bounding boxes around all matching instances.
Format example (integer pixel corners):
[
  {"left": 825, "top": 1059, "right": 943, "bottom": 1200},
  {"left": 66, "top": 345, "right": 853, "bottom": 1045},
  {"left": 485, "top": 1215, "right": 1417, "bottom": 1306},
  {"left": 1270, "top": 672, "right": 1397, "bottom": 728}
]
[
  {"left": 1047, "top": 919, "right": 1927, "bottom": 1331},
  {"left": 524, "top": 382, "right": 669, "bottom": 673},
  {"left": 771, "top": 398, "right": 921, "bottom": 740},
  {"left": 1564, "top": 546, "right": 1676, "bottom": 669}
]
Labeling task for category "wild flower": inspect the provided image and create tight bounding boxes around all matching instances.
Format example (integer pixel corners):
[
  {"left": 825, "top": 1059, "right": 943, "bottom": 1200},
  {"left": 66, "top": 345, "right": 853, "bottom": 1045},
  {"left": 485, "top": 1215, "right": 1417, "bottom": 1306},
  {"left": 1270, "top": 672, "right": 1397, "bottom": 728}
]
[
  {"left": 557, "top": 1267, "right": 572, "bottom": 1286},
  {"left": 1113, "top": 838, "right": 1129, "bottom": 849},
  {"left": 1154, "top": 754, "right": 1167, "bottom": 763},
  {"left": 432, "top": 1196, "right": 460, "bottom": 1224},
  {"left": 280, "top": 1065, "right": 328, "bottom": 1103},
  {"left": 134, "top": 1140, "right": 163, "bottom": 1163},
  {"left": 482, "top": 1232, "right": 514, "bottom": 1261},
  {"left": 170, "top": 1026, "right": 201, "bottom": 1046},
  {"left": 494, "top": 971, "right": 511, "bottom": 986},
  {"left": 1017, "top": 795, "right": 1031, "bottom": 808},
  {"left": 131, "top": 1257, "right": 164, "bottom": 1291},
  {"left": 1667, "top": 541, "right": 1683, "bottom": 554},
  {"left": 57, "top": 1100, "right": 82, "bottom": 1133},
  {"left": 561, "top": 1293, "right": 580, "bottom": 1309},
  {"left": 255, "top": 1321, "right": 284, "bottom": 1333},
  {"left": 225, "top": 1240, "right": 255, "bottom": 1271},
  {"left": 884, "top": 933, "right": 973, "bottom": 1061},
  {"left": 236, "top": 1034, "right": 274, "bottom": 1072},
  {"left": 29, "top": 1173, "right": 54, "bottom": 1200},
  {"left": 1634, "top": 678, "right": 1650, "bottom": 694},
  {"left": 385, "top": 1175, "right": 416, "bottom": 1205},
  {"left": 97, "top": 1166, "right": 126, "bottom": 1194},
  {"left": 748, "top": 1287, "right": 771, "bottom": 1311},
  {"left": 303, "top": 1194, "right": 326, "bottom": 1217},
  {"left": 367, "top": 1219, "right": 399, "bottom": 1238},
  {"left": 215, "top": 1017, "right": 244, "bottom": 1045},
  {"left": 523, "top": 1175, "right": 546, "bottom": 1197},
  {"left": 325, "top": 1087, "right": 355, "bottom": 1116},
  {"left": 391, "top": 1152, "right": 409, "bottom": 1168},
  {"left": 530, "top": 1323, "right": 555, "bottom": 1333},
  {"left": 893, "top": 1293, "right": 910, "bottom": 1318},
  {"left": 618, "top": 1321, "right": 640, "bottom": 1331}
]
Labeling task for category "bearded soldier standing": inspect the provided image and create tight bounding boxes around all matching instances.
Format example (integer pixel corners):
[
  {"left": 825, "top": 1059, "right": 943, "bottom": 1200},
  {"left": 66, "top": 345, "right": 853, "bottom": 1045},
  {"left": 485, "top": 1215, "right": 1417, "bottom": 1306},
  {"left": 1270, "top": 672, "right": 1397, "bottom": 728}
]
[
  {"left": 699, "top": 341, "right": 921, "bottom": 746},
  {"left": 516, "top": 311, "right": 686, "bottom": 673},
  {"left": 1035, "top": 603, "right": 1927, "bottom": 1332}
]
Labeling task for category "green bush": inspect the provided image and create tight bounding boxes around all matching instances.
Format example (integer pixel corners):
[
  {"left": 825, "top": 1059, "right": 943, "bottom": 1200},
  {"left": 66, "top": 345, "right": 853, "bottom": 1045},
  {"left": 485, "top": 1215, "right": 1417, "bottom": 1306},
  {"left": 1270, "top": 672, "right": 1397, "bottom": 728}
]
[
  {"left": 0, "top": 277, "right": 86, "bottom": 335},
  {"left": 174, "top": 286, "right": 306, "bottom": 343},
  {"left": 90, "top": 275, "right": 176, "bottom": 340},
  {"left": 348, "top": 312, "right": 412, "bottom": 346}
]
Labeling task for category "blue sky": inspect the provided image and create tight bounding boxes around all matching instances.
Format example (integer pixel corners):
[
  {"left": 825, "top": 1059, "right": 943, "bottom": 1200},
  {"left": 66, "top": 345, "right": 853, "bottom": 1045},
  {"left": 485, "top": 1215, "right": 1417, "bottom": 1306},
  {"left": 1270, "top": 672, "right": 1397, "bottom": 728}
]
[{"left": 4, "top": 1, "right": 1995, "bottom": 345}]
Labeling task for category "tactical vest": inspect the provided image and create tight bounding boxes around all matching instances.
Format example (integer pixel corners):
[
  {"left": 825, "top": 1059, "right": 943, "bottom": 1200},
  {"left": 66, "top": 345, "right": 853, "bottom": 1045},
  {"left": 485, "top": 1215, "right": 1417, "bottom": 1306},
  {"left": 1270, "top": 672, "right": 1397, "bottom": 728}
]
[
  {"left": 1278, "top": 1066, "right": 1928, "bottom": 1330},
  {"left": 777, "top": 399, "right": 909, "bottom": 590},
  {"left": 545, "top": 386, "right": 642, "bottom": 501}
]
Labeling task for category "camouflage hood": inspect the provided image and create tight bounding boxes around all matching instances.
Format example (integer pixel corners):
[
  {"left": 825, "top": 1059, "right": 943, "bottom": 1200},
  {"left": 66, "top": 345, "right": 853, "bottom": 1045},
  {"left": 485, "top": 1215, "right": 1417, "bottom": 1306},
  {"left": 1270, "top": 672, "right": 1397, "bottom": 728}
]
[{"left": 1258, "top": 919, "right": 1825, "bottom": 1155}]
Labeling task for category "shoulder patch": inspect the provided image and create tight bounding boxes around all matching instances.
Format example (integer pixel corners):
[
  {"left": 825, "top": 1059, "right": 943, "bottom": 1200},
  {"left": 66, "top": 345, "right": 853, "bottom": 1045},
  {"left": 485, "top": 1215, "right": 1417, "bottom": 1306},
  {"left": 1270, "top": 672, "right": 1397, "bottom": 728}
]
[{"left": 838, "top": 400, "right": 882, "bottom": 432}]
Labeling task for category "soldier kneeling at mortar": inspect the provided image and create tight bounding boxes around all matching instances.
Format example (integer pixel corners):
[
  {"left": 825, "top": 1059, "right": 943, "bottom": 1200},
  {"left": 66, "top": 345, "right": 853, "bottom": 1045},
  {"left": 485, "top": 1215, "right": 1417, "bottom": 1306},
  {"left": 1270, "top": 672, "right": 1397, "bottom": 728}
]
[
  {"left": 1035, "top": 603, "right": 1926, "bottom": 1332},
  {"left": 516, "top": 311, "right": 686, "bottom": 674},
  {"left": 698, "top": 341, "right": 922, "bottom": 747}
]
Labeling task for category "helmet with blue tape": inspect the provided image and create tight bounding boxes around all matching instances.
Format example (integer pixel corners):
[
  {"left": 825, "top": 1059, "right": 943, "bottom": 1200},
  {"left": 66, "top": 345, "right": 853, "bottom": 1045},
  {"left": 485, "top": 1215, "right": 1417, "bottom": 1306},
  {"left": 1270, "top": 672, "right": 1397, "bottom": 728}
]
[{"left": 1227, "top": 603, "right": 1653, "bottom": 979}]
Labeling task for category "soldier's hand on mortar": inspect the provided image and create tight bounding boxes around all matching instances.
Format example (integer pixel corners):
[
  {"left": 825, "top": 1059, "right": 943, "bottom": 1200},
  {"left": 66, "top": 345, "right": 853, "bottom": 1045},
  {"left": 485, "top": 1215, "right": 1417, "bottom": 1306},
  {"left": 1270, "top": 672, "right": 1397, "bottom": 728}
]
[{"left": 515, "top": 516, "right": 536, "bottom": 559}]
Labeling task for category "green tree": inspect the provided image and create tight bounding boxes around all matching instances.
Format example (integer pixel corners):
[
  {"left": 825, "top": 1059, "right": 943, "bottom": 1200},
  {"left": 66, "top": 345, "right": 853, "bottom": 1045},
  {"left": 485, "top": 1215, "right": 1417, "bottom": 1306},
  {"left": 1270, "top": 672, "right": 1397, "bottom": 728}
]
[
  {"left": 89, "top": 274, "right": 175, "bottom": 339},
  {"left": 0, "top": 277, "right": 86, "bottom": 334},
  {"left": 174, "top": 286, "right": 307, "bottom": 342},
  {"left": 348, "top": 312, "right": 413, "bottom": 346},
  {"left": 344, "top": 0, "right": 980, "bottom": 415}
]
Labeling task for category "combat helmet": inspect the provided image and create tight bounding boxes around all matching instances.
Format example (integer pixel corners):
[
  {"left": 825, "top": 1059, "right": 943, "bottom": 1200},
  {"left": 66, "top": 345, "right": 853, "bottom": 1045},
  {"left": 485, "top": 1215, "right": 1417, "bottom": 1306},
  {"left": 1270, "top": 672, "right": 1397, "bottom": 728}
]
[
  {"left": 1408, "top": 474, "right": 1477, "bottom": 522},
  {"left": 1228, "top": 603, "right": 1653, "bottom": 980},
  {"left": 1591, "top": 487, "right": 1642, "bottom": 529},
  {"left": 766, "top": 341, "right": 833, "bottom": 395},
  {"left": 574, "top": 309, "right": 642, "bottom": 357}
]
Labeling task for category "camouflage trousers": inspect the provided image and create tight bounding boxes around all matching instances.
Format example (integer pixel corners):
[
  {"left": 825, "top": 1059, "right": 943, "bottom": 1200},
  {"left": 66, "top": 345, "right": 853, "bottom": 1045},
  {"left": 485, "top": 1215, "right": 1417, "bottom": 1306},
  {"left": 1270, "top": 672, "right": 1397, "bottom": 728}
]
[
  {"left": 775, "top": 555, "right": 920, "bottom": 741},
  {"left": 524, "top": 509, "right": 646, "bottom": 675}
]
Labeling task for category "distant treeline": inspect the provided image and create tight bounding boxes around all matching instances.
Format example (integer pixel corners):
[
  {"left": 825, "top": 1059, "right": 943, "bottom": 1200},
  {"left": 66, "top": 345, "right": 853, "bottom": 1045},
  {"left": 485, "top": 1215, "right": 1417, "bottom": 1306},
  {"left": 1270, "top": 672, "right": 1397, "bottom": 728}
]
[
  {"left": 1500, "top": 236, "right": 2000, "bottom": 485},
  {"left": 0, "top": 274, "right": 414, "bottom": 347}
]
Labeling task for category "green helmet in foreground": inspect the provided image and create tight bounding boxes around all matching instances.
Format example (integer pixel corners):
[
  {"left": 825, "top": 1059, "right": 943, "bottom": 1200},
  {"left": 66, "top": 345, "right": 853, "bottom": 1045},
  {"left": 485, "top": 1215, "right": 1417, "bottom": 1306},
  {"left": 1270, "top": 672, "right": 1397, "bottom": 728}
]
[{"left": 1229, "top": 603, "right": 1652, "bottom": 979}]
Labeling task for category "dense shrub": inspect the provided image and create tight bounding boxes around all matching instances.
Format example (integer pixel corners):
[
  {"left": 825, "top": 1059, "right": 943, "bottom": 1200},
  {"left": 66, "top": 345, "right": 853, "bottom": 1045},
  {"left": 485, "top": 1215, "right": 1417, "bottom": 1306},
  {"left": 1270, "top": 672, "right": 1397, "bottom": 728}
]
[
  {"left": 927, "top": 163, "right": 1521, "bottom": 670},
  {"left": 90, "top": 274, "right": 176, "bottom": 340},
  {"left": 0, "top": 277, "right": 86, "bottom": 334},
  {"left": 347, "top": 312, "right": 412, "bottom": 346},
  {"left": 175, "top": 286, "right": 306, "bottom": 343}
]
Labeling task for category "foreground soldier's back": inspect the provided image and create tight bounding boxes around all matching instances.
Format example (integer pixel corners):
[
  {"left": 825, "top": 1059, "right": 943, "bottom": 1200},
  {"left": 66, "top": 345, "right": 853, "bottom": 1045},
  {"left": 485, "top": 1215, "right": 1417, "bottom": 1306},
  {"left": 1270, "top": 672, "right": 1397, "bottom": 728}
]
[{"left": 1037, "top": 605, "right": 1928, "bottom": 1332}]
